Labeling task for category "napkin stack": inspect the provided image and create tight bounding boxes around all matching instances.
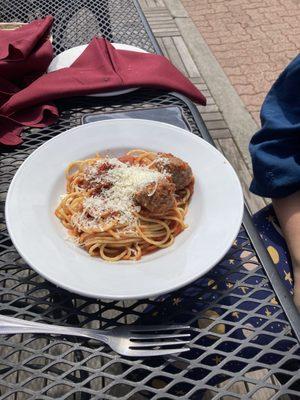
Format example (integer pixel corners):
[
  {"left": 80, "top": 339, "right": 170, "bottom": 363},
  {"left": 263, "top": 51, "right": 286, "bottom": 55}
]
[{"left": 0, "top": 17, "right": 206, "bottom": 146}]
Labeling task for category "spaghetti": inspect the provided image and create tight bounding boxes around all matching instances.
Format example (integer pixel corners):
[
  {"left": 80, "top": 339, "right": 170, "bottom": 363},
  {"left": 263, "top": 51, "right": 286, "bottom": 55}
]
[{"left": 55, "top": 149, "right": 194, "bottom": 261}]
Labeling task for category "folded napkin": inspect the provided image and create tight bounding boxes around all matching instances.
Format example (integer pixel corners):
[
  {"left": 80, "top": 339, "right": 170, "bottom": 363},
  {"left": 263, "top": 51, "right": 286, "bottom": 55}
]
[
  {"left": 0, "top": 39, "right": 53, "bottom": 84},
  {"left": 1, "top": 37, "right": 206, "bottom": 145},
  {"left": 0, "top": 16, "right": 53, "bottom": 61},
  {"left": 0, "top": 16, "right": 54, "bottom": 144}
]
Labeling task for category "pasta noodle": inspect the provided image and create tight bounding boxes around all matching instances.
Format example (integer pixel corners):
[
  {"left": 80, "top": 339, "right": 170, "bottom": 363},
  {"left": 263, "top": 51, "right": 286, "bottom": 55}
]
[{"left": 55, "top": 149, "right": 193, "bottom": 261}]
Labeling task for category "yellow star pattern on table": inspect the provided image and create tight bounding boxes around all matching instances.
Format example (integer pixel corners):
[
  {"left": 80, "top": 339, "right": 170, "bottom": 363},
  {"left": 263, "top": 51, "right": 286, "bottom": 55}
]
[
  {"left": 226, "top": 282, "right": 234, "bottom": 289},
  {"left": 213, "top": 355, "right": 223, "bottom": 365},
  {"left": 265, "top": 308, "right": 272, "bottom": 317},
  {"left": 284, "top": 270, "right": 293, "bottom": 285},
  {"left": 233, "top": 240, "right": 238, "bottom": 246},
  {"left": 270, "top": 297, "right": 278, "bottom": 305},
  {"left": 240, "top": 286, "right": 248, "bottom": 294},
  {"left": 232, "top": 311, "right": 239, "bottom": 318},
  {"left": 172, "top": 297, "right": 182, "bottom": 306},
  {"left": 228, "top": 259, "right": 235, "bottom": 265},
  {"left": 267, "top": 245, "right": 280, "bottom": 264}
]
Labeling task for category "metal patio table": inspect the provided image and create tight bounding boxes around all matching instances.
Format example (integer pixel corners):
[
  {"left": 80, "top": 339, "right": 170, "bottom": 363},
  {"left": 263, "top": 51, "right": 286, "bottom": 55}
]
[{"left": 0, "top": 0, "right": 300, "bottom": 399}]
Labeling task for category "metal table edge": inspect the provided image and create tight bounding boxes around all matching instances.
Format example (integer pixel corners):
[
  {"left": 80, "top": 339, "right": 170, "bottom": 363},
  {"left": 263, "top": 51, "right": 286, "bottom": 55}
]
[{"left": 133, "top": 0, "right": 163, "bottom": 55}]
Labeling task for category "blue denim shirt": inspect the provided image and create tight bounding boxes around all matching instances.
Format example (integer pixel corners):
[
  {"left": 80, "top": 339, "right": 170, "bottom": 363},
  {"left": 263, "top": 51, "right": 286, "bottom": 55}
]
[{"left": 249, "top": 54, "right": 300, "bottom": 198}]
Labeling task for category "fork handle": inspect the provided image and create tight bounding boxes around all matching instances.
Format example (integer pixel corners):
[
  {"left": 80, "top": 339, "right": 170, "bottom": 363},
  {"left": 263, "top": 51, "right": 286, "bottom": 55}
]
[{"left": 0, "top": 315, "right": 110, "bottom": 343}]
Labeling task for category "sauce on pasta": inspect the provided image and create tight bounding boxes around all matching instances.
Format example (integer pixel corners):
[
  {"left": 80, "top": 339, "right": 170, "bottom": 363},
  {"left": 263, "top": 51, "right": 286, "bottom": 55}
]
[{"left": 55, "top": 149, "right": 194, "bottom": 261}]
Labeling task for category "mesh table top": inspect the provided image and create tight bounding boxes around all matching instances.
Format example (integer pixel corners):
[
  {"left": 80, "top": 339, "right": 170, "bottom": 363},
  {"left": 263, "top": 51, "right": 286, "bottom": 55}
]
[{"left": 0, "top": 1, "right": 300, "bottom": 399}]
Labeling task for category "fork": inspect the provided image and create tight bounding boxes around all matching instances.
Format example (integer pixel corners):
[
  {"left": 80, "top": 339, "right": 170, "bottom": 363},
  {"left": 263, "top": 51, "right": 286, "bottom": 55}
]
[{"left": 0, "top": 315, "right": 190, "bottom": 357}]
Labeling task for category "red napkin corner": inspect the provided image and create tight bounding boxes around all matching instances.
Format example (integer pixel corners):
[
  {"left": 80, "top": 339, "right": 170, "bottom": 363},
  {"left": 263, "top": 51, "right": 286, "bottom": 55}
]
[
  {"left": 0, "top": 16, "right": 53, "bottom": 61},
  {"left": 0, "top": 16, "right": 54, "bottom": 145},
  {"left": 1, "top": 35, "right": 206, "bottom": 146}
]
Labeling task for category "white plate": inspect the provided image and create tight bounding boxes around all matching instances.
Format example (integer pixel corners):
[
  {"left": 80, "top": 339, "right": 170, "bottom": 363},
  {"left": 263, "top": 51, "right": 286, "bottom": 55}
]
[
  {"left": 5, "top": 119, "right": 244, "bottom": 300},
  {"left": 47, "top": 43, "right": 148, "bottom": 97}
]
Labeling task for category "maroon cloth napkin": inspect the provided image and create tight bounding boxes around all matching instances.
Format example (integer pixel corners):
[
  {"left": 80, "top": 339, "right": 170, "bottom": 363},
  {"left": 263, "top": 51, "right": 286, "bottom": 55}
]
[
  {"left": 0, "top": 39, "right": 53, "bottom": 84},
  {"left": 0, "top": 16, "right": 53, "bottom": 61},
  {"left": 0, "top": 16, "right": 54, "bottom": 145},
  {"left": 1, "top": 37, "right": 206, "bottom": 145}
]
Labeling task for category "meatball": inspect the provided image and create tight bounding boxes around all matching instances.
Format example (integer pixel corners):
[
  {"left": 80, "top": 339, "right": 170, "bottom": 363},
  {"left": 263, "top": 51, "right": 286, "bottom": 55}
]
[
  {"left": 152, "top": 153, "right": 193, "bottom": 190},
  {"left": 134, "top": 179, "right": 176, "bottom": 214}
]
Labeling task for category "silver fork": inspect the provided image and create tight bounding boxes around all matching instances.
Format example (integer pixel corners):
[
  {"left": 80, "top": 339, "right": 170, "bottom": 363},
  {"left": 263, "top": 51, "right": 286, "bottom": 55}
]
[{"left": 0, "top": 315, "right": 191, "bottom": 357}]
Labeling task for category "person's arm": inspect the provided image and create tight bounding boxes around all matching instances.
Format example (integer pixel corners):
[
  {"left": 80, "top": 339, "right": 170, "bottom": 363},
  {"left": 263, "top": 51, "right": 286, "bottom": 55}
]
[
  {"left": 272, "top": 192, "right": 300, "bottom": 310},
  {"left": 249, "top": 55, "right": 300, "bottom": 310},
  {"left": 249, "top": 54, "right": 300, "bottom": 199}
]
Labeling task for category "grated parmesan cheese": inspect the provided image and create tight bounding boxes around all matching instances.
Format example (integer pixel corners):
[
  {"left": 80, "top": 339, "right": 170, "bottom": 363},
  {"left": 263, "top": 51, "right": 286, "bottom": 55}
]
[
  {"left": 147, "top": 181, "right": 158, "bottom": 197},
  {"left": 154, "top": 155, "right": 170, "bottom": 165},
  {"left": 148, "top": 155, "right": 170, "bottom": 168},
  {"left": 84, "top": 157, "right": 123, "bottom": 183},
  {"left": 72, "top": 212, "right": 102, "bottom": 231},
  {"left": 73, "top": 157, "right": 169, "bottom": 231}
]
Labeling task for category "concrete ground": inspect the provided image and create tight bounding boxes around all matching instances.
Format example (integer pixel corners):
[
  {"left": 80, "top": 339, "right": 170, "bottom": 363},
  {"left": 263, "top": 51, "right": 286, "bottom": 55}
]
[
  {"left": 139, "top": 0, "right": 300, "bottom": 216},
  {"left": 181, "top": 0, "right": 300, "bottom": 125}
]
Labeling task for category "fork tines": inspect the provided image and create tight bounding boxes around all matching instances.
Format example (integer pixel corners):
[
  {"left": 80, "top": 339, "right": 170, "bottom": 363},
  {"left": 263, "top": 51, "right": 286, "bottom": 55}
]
[{"left": 129, "top": 325, "right": 191, "bottom": 353}]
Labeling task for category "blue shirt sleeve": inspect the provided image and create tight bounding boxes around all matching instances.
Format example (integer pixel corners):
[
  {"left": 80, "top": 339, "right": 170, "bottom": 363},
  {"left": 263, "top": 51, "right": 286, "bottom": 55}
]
[{"left": 249, "top": 54, "right": 300, "bottom": 198}]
